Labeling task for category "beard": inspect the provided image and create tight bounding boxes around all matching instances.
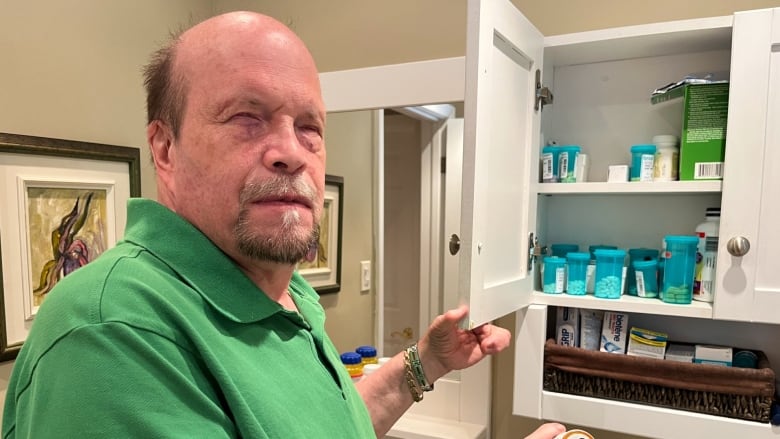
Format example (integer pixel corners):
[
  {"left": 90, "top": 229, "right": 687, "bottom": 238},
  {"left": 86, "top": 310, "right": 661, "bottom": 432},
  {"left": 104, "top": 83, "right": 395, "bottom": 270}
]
[{"left": 234, "top": 175, "right": 321, "bottom": 264}]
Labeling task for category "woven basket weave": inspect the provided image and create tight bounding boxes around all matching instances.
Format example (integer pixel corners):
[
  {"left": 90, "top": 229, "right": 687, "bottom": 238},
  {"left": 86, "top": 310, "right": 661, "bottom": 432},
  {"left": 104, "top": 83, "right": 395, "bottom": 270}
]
[{"left": 543, "top": 339, "right": 775, "bottom": 423}]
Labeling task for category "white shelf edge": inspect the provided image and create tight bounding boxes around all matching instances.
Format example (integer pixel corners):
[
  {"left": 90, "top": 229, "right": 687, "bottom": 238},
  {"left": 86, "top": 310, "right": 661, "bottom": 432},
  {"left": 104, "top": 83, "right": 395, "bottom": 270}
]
[
  {"left": 539, "top": 391, "right": 779, "bottom": 439},
  {"left": 534, "top": 180, "right": 722, "bottom": 195},
  {"left": 531, "top": 291, "right": 713, "bottom": 318},
  {"left": 544, "top": 15, "right": 733, "bottom": 47},
  {"left": 389, "top": 413, "right": 486, "bottom": 439},
  {"left": 542, "top": 16, "right": 733, "bottom": 68}
]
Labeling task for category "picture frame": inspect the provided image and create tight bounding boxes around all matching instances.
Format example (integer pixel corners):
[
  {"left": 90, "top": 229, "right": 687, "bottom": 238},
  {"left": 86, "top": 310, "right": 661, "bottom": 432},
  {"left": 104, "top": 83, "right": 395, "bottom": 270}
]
[
  {"left": 298, "top": 174, "right": 343, "bottom": 295},
  {"left": 0, "top": 132, "right": 140, "bottom": 361}
]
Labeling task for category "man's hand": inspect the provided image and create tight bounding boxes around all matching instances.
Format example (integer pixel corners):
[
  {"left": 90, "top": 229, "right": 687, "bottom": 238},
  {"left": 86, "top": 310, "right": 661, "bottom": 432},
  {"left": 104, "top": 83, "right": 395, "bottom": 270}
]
[
  {"left": 525, "top": 423, "right": 567, "bottom": 439},
  {"left": 417, "top": 305, "right": 511, "bottom": 381}
]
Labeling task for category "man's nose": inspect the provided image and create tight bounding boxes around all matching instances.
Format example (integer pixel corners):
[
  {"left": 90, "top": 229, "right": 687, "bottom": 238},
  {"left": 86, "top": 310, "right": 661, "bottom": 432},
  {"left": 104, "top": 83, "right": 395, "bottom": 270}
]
[{"left": 262, "top": 123, "right": 306, "bottom": 173}]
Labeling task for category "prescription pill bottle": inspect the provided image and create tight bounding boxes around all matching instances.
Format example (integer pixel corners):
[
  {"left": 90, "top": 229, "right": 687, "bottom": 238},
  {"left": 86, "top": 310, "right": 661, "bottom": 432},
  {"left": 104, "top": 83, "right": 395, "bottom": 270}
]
[
  {"left": 662, "top": 235, "right": 699, "bottom": 304},
  {"left": 360, "top": 363, "right": 381, "bottom": 381},
  {"left": 627, "top": 248, "right": 659, "bottom": 296},
  {"left": 594, "top": 249, "right": 626, "bottom": 299},
  {"left": 565, "top": 252, "right": 589, "bottom": 296},
  {"left": 551, "top": 243, "right": 578, "bottom": 258},
  {"left": 652, "top": 134, "right": 679, "bottom": 181},
  {"left": 541, "top": 146, "right": 561, "bottom": 182},
  {"left": 633, "top": 259, "right": 659, "bottom": 298},
  {"left": 340, "top": 352, "right": 364, "bottom": 383},
  {"left": 630, "top": 144, "right": 656, "bottom": 182},
  {"left": 356, "top": 345, "right": 378, "bottom": 365},
  {"left": 587, "top": 245, "right": 617, "bottom": 294},
  {"left": 558, "top": 145, "right": 581, "bottom": 183},
  {"left": 542, "top": 256, "right": 566, "bottom": 294}
]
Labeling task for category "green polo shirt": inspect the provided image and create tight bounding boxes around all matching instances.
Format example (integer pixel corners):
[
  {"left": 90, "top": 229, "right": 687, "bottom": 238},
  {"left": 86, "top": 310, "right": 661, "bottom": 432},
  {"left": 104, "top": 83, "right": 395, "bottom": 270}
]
[{"left": 2, "top": 198, "right": 375, "bottom": 438}]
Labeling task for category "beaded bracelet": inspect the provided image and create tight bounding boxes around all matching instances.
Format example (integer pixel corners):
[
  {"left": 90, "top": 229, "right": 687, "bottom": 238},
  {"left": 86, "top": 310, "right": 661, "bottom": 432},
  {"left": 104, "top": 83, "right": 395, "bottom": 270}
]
[
  {"left": 402, "top": 348, "right": 424, "bottom": 402},
  {"left": 406, "top": 344, "right": 434, "bottom": 392}
]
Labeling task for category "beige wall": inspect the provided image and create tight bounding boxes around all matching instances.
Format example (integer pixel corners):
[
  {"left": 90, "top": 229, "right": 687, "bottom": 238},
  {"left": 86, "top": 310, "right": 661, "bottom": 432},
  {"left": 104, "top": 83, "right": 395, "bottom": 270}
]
[
  {"left": 0, "top": 1, "right": 215, "bottom": 200},
  {"left": 0, "top": 0, "right": 215, "bottom": 413},
  {"left": 316, "top": 110, "right": 377, "bottom": 353},
  {"left": 216, "top": 0, "right": 780, "bottom": 72}
]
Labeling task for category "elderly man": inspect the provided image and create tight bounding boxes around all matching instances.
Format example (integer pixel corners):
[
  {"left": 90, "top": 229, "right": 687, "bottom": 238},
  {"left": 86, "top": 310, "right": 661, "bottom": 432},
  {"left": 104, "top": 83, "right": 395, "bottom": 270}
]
[{"left": 3, "top": 11, "right": 564, "bottom": 439}]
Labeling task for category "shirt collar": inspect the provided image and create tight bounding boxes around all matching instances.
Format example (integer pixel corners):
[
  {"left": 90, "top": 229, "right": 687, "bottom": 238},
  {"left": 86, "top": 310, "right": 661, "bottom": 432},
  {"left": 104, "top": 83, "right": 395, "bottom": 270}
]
[{"left": 122, "top": 198, "right": 285, "bottom": 323}]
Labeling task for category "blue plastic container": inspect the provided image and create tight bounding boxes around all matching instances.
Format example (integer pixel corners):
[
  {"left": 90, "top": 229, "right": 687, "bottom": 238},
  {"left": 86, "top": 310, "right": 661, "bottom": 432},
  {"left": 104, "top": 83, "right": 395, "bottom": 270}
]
[
  {"left": 566, "top": 252, "right": 590, "bottom": 295},
  {"left": 594, "top": 249, "right": 626, "bottom": 299},
  {"left": 633, "top": 259, "right": 659, "bottom": 298},
  {"left": 630, "top": 144, "right": 656, "bottom": 182},
  {"left": 586, "top": 245, "right": 617, "bottom": 293},
  {"left": 551, "top": 243, "right": 579, "bottom": 258},
  {"left": 662, "top": 235, "right": 699, "bottom": 304},
  {"left": 558, "top": 145, "right": 581, "bottom": 183},
  {"left": 627, "top": 248, "right": 660, "bottom": 296},
  {"left": 588, "top": 244, "right": 617, "bottom": 260},
  {"left": 543, "top": 256, "right": 566, "bottom": 294},
  {"left": 541, "top": 146, "right": 561, "bottom": 182}
]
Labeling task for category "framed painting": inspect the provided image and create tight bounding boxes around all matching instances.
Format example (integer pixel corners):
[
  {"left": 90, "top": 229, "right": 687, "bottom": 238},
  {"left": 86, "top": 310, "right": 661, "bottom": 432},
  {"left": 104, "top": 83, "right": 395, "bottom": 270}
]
[
  {"left": 298, "top": 174, "right": 343, "bottom": 294},
  {"left": 0, "top": 132, "right": 140, "bottom": 361}
]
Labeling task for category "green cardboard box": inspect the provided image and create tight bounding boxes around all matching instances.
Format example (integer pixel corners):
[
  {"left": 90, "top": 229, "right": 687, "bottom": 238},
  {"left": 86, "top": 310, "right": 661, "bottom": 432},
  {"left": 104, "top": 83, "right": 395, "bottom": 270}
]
[
  {"left": 676, "top": 83, "right": 729, "bottom": 180},
  {"left": 651, "top": 82, "right": 729, "bottom": 180}
]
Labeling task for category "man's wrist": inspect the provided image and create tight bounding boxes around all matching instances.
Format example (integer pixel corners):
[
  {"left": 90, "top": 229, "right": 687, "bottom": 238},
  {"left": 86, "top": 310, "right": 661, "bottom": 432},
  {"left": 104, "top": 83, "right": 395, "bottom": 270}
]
[{"left": 406, "top": 344, "right": 434, "bottom": 392}]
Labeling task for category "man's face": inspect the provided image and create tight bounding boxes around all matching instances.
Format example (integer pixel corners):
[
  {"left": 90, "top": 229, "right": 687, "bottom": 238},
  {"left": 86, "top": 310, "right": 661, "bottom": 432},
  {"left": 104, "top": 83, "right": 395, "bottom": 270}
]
[{"left": 168, "top": 26, "right": 326, "bottom": 266}]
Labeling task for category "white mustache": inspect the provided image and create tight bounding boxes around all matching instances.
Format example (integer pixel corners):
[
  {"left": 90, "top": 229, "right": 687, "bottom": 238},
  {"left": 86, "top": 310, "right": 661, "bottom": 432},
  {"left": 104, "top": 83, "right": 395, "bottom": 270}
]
[{"left": 239, "top": 176, "right": 317, "bottom": 207}]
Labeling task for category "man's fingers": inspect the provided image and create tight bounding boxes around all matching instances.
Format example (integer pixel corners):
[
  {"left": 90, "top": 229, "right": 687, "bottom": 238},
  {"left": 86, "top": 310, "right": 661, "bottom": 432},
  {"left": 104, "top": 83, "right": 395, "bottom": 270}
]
[{"left": 525, "top": 422, "right": 567, "bottom": 439}]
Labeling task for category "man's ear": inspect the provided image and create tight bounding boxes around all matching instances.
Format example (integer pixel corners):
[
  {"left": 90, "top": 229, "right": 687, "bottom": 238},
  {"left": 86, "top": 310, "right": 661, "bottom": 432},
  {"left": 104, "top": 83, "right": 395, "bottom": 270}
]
[{"left": 147, "top": 120, "right": 175, "bottom": 173}]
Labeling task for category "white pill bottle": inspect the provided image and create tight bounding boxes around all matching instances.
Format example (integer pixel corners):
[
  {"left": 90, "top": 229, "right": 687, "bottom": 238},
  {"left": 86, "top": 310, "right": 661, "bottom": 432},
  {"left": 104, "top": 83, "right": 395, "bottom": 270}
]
[
  {"left": 694, "top": 207, "right": 720, "bottom": 302},
  {"left": 652, "top": 134, "right": 679, "bottom": 181}
]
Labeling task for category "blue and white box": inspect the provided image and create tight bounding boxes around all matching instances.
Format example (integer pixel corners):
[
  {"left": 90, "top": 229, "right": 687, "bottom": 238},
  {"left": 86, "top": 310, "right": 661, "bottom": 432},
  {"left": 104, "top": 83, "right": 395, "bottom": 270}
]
[
  {"left": 694, "top": 344, "right": 732, "bottom": 367},
  {"left": 600, "top": 311, "right": 629, "bottom": 354},
  {"left": 556, "top": 307, "right": 580, "bottom": 347}
]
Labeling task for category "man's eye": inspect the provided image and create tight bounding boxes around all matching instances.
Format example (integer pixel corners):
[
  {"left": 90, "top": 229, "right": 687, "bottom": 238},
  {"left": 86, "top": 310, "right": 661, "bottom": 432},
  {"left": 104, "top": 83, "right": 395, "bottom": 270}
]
[
  {"left": 301, "top": 125, "right": 322, "bottom": 136},
  {"left": 228, "top": 112, "right": 267, "bottom": 124}
]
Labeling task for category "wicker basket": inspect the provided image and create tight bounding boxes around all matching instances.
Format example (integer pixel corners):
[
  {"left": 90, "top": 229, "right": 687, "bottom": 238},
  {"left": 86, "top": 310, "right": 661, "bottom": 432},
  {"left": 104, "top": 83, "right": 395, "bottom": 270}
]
[{"left": 543, "top": 339, "right": 776, "bottom": 423}]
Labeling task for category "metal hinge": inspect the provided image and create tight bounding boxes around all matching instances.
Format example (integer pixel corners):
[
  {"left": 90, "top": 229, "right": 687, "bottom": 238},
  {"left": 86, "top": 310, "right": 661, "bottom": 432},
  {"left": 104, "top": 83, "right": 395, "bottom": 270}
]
[
  {"left": 535, "top": 69, "right": 553, "bottom": 112},
  {"left": 528, "top": 232, "right": 547, "bottom": 271}
]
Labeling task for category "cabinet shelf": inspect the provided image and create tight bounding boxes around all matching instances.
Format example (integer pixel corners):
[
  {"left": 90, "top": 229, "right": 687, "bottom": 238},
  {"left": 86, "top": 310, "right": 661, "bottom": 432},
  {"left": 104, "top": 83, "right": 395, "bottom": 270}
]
[
  {"left": 531, "top": 291, "right": 713, "bottom": 318},
  {"left": 540, "top": 392, "right": 778, "bottom": 438},
  {"left": 534, "top": 181, "right": 722, "bottom": 195}
]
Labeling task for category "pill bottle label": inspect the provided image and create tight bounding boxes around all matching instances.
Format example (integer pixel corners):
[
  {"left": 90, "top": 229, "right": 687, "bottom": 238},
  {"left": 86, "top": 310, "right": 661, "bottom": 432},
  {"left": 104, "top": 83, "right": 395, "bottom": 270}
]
[
  {"left": 636, "top": 271, "right": 646, "bottom": 297},
  {"left": 559, "top": 153, "right": 570, "bottom": 179},
  {"left": 542, "top": 152, "right": 555, "bottom": 182},
  {"left": 639, "top": 154, "right": 654, "bottom": 181},
  {"left": 555, "top": 267, "right": 565, "bottom": 293},
  {"left": 654, "top": 149, "right": 679, "bottom": 181}
]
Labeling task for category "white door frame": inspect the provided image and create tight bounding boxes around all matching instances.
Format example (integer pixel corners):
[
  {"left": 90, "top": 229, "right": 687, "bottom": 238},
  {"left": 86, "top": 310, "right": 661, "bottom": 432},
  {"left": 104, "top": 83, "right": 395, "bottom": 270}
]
[
  {"left": 320, "top": 57, "right": 466, "bottom": 353},
  {"left": 321, "top": 58, "right": 494, "bottom": 434}
]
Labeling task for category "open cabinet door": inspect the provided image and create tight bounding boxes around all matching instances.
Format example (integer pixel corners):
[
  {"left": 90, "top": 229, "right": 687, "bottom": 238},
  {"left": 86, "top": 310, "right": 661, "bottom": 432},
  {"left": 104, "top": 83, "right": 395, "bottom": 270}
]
[
  {"left": 459, "top": 0, "right": 544, "bottom": 327},
  {"left": 715, "top": 8, "right": 780, "bottom": 324}
]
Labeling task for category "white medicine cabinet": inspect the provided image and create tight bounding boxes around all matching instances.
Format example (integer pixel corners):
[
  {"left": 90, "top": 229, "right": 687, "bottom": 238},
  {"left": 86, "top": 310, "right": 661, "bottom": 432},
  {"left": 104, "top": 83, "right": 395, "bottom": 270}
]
[{"left": 322, "top": 1, "right": 780, "bottom": 437}]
